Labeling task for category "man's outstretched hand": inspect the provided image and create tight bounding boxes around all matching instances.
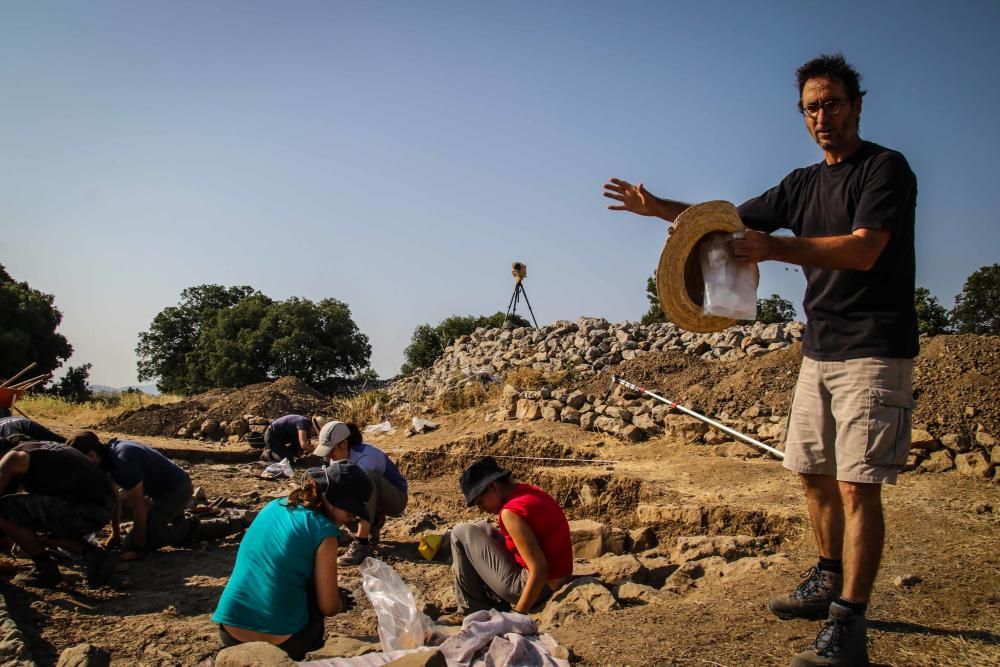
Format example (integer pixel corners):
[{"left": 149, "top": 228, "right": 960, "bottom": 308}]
[{"left": 603, "top": 178, "right": 657, "bottom": 216}]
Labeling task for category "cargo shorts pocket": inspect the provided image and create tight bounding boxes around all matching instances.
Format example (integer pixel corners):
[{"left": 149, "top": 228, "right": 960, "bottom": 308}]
[{"left": 865, "top": 387, "right": 914, "bottom": 466}]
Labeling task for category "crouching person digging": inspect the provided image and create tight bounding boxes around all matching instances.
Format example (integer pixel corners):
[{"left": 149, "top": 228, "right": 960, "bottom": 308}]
[
  {"left": 211, "top": 461, "right": 370, "bottom": 660},
  {"left": 68, "top": 432, "right": 194, "bottom": 560},
  {"left": 0, "top": 440, "right": 115, "bottom": 587},
  {"left": 449, "top": 457, "right": 573, "bottom": 620}
]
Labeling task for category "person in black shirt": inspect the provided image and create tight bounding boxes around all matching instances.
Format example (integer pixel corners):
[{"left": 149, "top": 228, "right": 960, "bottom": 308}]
[
  {"left": 603, "top": 54, "right": 915, "bottom": 667},
  {"left": 0, "top": 441, "right": 115, "bottom": 588}
]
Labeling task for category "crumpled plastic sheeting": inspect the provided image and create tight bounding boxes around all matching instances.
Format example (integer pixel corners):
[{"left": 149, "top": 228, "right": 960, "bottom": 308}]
[
  {"left": 297, "top": 611, "right": 569, "bottom": 667},
  {"left": 439, "top": 610, "right": 569, "bottom": 667}
]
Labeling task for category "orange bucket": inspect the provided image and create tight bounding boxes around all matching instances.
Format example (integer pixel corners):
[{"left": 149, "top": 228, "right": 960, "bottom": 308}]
[{"left": 0, "top": 387, "right": 24, "bottom": 410}]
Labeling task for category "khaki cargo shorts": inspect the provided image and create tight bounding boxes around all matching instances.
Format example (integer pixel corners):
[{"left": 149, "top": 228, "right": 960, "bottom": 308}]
[{"left": 784, "top": 356, "right": 914, "bottom": 484}]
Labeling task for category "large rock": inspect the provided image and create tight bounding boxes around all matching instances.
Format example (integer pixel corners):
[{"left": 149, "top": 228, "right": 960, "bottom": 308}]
[
  {"left": 586, "top": 554, "right": 647, "bottom": 586},
  {"left": 910, "top": 429, "right": 939, "bottom": 451},
  {"left": 629, "top": 526, "right": 658, "bottom": 552},
  {"left": 670, "top": 535, "right": 769, "bottom": 564},
  {"left": 515, "top": 399, "right": 542, "bottom": 421},
  {"left": 918, "top": 449, "right": 955, "bottom": 473},
  {"left": 568, "top": 519, "right": 609, "bottom": 558},
  {"left": 954, "top": 451, "right": 993, "bottom": 478},
  {"left": 614, "top": 582, "right": 671, "bottom": 605},
  {"left": 56, "top": 644, "right": 110, "bottom": 667},
  {"left": 384, "top": 649, "right": 446, "bottom": 667},
  {"left": 538, "top": 577, "right": 619, "bottom": 629},
  {"left": 663, "top": 415, "right": 709, "bottom": 443},
  {"left": 939, "top": 433, "right": 972, "bottom": 454},
  {"left": 304, "top": 633, "right": 380, "bottom": 660},
  {"left": 215, "top": 642, "right": 296, "bottom": 667},
  {"left": 636, "top": 503, "right": 704, "bottom": 528}
]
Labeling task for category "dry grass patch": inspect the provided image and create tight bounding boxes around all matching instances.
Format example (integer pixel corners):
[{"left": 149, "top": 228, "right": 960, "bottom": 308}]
[
  {"left": 503, "top": 366, "right": 575, "bottom": 390},
  {"left": 330, "top": 390, "right": 391, "bottom": 426},
  {"left": 15, "top": 391, "right": 183, "bottom": 424}
]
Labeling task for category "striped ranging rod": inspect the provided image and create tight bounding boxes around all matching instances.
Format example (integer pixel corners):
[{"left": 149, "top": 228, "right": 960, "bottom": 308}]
[{"left": 609, "top": 374, "right": 785, "bottom": 460}]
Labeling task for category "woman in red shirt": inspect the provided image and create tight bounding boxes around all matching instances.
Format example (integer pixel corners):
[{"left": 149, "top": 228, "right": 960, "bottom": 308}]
[{"left": 450, "top": 457, "right": 573, "bottom": 617}]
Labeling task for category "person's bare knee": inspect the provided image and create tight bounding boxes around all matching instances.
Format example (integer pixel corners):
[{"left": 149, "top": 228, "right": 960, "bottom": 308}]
[
  {"left": 838, "top": 480, "right": 881, "bottom": 514},
  {"left": 800, "top": 472, "right": 839, "bottom": 498}
]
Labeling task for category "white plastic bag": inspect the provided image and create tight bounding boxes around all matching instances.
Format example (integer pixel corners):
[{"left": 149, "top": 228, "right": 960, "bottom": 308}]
[
  {"left": 410, "top": 417, "right": 438, "bottom": 434},
  {"left": 261, "top": 457, "right": 293, "bottom": 479},
  {"left": 699, "top": 231, "right": 757, "bottom": 320},
  {"left": 364, "top": 420, "right": 395, "bottom": 435},
  {"left": 360, "top": 557, "right": 433, "bottom": 652}
]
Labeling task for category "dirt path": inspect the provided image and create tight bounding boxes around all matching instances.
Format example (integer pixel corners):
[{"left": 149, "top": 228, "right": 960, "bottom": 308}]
[{"left": 3, "top": 411, "right": 998, "bottom": 666}]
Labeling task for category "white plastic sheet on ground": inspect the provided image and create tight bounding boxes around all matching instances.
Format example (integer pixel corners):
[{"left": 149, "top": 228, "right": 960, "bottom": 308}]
[
  {"left": 261, "top": 457, "right": 293, "bottom": 479},
  {"left": 298, "top": 566, "right": 569, "bottom": 667},
  {"left": 699, "top": 231, "right": 757, "bottom": 320},
  {"left": 363, "top": 421, "right": 395, "bottom": 435},
  {"left": 410, "top": 417, "right": 439, "bottom": 434}
]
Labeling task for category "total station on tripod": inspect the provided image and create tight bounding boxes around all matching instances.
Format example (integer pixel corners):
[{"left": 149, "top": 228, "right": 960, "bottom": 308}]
[{"left": 503, "top": 261, "right": 539, "bottom": 328}]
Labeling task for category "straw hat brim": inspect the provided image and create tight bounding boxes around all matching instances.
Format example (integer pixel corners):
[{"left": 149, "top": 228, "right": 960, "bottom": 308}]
[{"left": 656, "top": 200, "right": 759, "bottom": 333}]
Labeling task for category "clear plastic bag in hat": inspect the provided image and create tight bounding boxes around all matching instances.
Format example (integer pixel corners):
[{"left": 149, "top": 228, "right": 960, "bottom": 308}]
[
  {"left": 699, "top": 231, "right": 757, "bottom": 320},
  {"left": 359, "top": 557, "right": 434, "bottom": 652}
]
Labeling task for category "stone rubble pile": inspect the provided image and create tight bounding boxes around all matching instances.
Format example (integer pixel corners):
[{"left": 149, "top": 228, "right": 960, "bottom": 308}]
[
  {"left": 174, "top": 414, "right": 270, "bottom": 443},
  {"left": 389, "top": 317, "right": 802, "bottom": 409}
]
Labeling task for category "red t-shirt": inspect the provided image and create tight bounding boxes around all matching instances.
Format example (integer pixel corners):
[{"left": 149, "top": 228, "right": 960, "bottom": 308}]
[{"left": 497, "top": 484, "right": 573, "bottom": 579}]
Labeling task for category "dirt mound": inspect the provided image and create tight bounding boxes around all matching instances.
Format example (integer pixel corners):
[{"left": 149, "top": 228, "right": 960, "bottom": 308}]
[
  {"left": 578, "top": 335, "right": 1000, "bottom": 436},
  {"left": 577, "top": 346, "right": 802, "bottom": 417},
  {"left": 101, "top": 376, "right": 332, "bottom": 437}
]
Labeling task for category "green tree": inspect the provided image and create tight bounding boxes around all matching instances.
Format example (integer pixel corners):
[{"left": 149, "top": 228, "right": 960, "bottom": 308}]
[
  {"left": 914, "top": 287, "right": 951, "bottom": 335},
  {"left": 640, "top": 274, "right": 667, "bottom": 325},
  {"left": 400, "top": 311, "right": 528, "bottom": 375},
  {"left": 951, "top": 264, "right": 1000, "bottom": 335},
  {"left": 755, "top": 294, "right": 796, "bottom": 324},
  {"left": 137, "top": 285, "right": 256, "bottom": 393},
  {"left": 0, "top": 264, "right": 73, "bottom": 381},
  {"left": 137, "top": 286, "right": 371, "bottom": 393},
  {"left": 51, "top": 363, "right": 93, "bottom": 403}
]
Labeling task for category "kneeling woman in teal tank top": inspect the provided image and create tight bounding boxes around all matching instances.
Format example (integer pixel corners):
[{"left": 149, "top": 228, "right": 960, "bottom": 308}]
[{"left": 212, "top": 461, "right": 373, "bottom": 660}]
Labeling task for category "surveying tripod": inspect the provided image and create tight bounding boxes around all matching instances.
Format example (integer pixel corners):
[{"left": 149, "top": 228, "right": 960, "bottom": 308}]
[{"left": 503, "top": 277, "right": 539, "bottom": 328}]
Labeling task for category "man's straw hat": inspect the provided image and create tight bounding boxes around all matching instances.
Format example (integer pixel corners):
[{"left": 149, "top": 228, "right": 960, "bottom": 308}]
[{"left": 656, "top": 200, "right": 759, "bottom": 333}]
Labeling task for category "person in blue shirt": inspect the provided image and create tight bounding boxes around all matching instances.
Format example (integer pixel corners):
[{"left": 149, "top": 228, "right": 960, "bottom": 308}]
[
  {"left": 68, "top": 432, "right": 193, "bottom": 561},
  {"left": 314, "top": 421, "right": 408, "bottom": 566},
  {"left": 212, "top": 461, "right": 372, "bottom": 660}
]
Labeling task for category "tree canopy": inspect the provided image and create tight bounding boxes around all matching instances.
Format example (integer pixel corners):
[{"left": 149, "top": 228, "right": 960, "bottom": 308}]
[
  {"left": 914, "top": 287, "right": 951, "bottom": 336},
  {"left": 640, "top": 275, "right": 667, "bottom": 325},
  {"left": 0, "top": 264, "right": 73, "bottom": 381},
  {"left": 137, "top": 285, "right": 371, "bottom": 394},
  {"left": 951, "top": 264, "right": 1000, "bottom": 335},
  {"left": 754, "top": 294, "right": 797, "bottom": 324},
  {"left": 401, "top": 312, "right": 529, "bottom": 375}
]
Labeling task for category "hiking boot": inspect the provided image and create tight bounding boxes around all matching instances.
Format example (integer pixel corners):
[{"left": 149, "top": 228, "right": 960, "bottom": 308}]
[
  {"left": 259, "top": 448, "right": 281, "bottom": 463},
  {"left": 791, "top": 602, "right": 869, "bottom": 666},
  {"left": 337, "top": 539, "right": 372, "bottom": 566},
  {"left": 15, "top": 558, "right": 62, "bottom": 588},
  {"left": 84, "top": 547, "right": 115, "bottom": 587},
  {"left": 768, "top": 567, "right": 842, "bottom": 620}
]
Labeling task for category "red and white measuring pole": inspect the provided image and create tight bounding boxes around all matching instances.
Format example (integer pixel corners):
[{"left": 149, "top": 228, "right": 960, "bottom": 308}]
[{"left": 610, "top": 374, "right": 785, "bottom": 460}]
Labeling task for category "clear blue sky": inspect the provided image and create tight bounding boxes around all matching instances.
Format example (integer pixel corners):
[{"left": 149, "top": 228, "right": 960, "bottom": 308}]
[{"left": 2, "top": 1, "right": 998, "bottom": 386}]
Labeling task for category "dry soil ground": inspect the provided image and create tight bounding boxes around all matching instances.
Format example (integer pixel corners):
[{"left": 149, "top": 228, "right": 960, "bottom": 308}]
[{"left": 3, "top": 407, "right": 999, "bottom": 667}]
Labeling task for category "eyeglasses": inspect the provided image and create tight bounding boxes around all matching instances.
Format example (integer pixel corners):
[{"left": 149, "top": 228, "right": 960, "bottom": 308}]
[{"left": 799, "top": 99, "right": 848, "bottom": 119}]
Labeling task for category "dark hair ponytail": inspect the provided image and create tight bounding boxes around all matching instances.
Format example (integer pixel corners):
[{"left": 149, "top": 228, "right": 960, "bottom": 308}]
[{"left": 286, "top": 477, "right": 326, "bottom": 513}]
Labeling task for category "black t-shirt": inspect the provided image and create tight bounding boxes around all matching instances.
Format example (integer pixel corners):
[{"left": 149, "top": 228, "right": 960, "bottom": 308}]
[
  {"left": 738, "top": 141, "right": 918, "bottom": 360},
  {"left": 108, "top": 439, "right": 190, "bottom": 497},
  {"left": 14, "top": 441, "right": 114, "bottom": 506}
]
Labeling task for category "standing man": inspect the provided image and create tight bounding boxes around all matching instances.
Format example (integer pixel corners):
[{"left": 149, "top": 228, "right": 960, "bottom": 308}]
[{"left": 604, "top": 53, "right": 917, "bottom": 666}]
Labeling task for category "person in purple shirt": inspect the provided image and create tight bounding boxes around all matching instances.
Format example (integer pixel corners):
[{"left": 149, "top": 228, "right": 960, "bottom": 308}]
[
  {"left": 261, "top": 415, "right": 325, "bottom": 463},
  {"left": 314, "top": 421, "right": 408, "bottom": 565}
]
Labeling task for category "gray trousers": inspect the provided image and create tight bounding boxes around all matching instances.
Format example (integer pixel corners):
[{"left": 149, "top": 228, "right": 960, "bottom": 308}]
[
  {"left": 364, "top": 469, "right": 407, "bottom": 538},
  {"left": 451, "top": 521, "right": 552, "bottom": 614}
]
